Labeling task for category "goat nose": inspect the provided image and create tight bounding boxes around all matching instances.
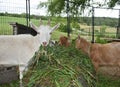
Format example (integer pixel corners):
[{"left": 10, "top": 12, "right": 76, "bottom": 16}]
[{"left": 43, "top": 42, "right": 47, "bottom": 46}]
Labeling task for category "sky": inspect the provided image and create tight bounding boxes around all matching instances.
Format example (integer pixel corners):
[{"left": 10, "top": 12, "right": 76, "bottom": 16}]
[
  {"left": 0, "top": 0, "right": 47, "bottom": 15},
  {"left": 0, "top": 0, "right": 120, "bottom": 18}
]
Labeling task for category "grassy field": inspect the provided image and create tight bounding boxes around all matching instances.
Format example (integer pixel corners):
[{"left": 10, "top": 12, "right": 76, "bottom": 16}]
[
  {"left": 0, "top": 16, "right": 79, "bottom": 41},
  {"left": 0, "top": 16, "right": 26, "bottom": 35},
  {"left": 0, "top": 16, "right": 120, "bottom": 87},
  {"left": 0, "top": 16, "right": 117, "bottom": 38},
  {"left": 80, "top": 24, "right": 116, "bottom": 33},
  {"left": 0, "top": 16, "right": 59, "bottom": 35}
]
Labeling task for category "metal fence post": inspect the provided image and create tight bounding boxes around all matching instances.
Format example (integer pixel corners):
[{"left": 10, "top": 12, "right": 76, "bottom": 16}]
[
  {"left": 91, "top": 6, "right": 95, "bottom": 43},
  {"left": 26, "top": 0, "right": 28, "bottom": 27},
  {"left": 67, "top": 0, "right": 70, "bottom": 37},
  {"left": 117, "top": 9, "right": 120, "bottom": 39},
  {"left": 28, "top": 0, "right": 30, "bottom": 27},
  {"left": 26, "top": 0, "right": 30, "bottom": 27}
]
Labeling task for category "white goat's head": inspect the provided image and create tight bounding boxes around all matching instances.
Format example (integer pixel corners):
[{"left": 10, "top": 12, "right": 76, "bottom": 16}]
[{"left": 30, "top": 19, "right": 60, "bottom": 46}]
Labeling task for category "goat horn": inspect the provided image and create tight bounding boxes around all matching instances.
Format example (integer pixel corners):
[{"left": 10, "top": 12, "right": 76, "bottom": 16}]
[
  {"left": 78, "top": 35, "right": 80, "bottom": 39},
  {"left": 47, "top": 19, "right": 50, "bottom": 25},
  {"left": 39, "top": 19, "right": 43, "bottom": 26}
]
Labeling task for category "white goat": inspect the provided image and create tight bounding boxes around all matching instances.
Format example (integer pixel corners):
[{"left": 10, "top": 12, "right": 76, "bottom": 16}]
[{"left": 0, "top": 20, "right": 60, "bottom": 86}]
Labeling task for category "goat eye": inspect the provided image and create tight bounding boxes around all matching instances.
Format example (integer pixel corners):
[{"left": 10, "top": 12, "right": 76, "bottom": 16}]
[
  {"left": 50, "top": 32, "right": 52, "bottom": 35},
  {"left": 37, "top": 32, "right": 40, "bottom": 34}
]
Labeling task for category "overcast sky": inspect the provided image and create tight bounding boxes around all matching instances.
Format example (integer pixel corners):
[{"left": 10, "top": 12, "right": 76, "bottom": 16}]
[
  {"left": 0, "top": 0, "right": 120, "bottom": 18},
  {"left": 0, "top": 0, "right": 47, "bottom": 15}
]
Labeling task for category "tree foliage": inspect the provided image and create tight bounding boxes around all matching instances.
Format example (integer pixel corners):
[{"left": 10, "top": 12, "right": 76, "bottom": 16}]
[
  {"left": 108, "top": 0, "right": 120, "bottom": 7},
  {"left": 38, "top": 0, "right": 92, "bottom": 16},
  {"left": 38, "top": 0, "right": 120, "bottom": 16}
]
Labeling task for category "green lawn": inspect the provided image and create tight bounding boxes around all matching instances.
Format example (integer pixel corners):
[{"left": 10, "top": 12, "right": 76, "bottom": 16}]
[
  {"left": 0, "top": 16, "right": 67, "bottom": 38},
  {"left": 0, "top": 16, "right": 26, "bottom": 35},
  {"left": 0, "top": 16, "right": 46, "bottom": 35}
]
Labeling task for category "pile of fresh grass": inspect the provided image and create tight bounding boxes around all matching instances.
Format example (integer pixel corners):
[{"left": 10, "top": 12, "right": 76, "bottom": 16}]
[{"left": 23, "top": 43, "right": 96, "bottom": 87}]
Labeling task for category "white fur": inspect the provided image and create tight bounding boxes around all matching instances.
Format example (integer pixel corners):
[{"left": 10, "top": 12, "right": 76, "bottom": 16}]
[{"left": 0, "top": 21, "right": 60, "bottom": 86}]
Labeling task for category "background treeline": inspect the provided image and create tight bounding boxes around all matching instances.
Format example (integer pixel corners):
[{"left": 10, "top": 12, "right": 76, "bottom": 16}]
[
  {"left": 80, "top": 17, "right": 118, "bottom": 27},
  {"left": 0, "top": 12, "right": 47, "bottom": 20},
  {"left": 0, "top": 12, "right": 118, "bottom": 27}
]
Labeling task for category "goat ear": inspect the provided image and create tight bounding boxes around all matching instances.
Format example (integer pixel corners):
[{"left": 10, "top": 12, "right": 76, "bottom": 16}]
[
  {"left": 50, "top": 23, "right": 60, "bottom": 33},
  {"left": 30, "top": 22, "right": 38, "bottom": 31},
  {"left": 39, "top": 19, "right": 43, "bottom": 26}
]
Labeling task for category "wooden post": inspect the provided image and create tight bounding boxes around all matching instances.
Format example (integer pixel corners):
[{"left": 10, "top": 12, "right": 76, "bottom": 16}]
[{"left": 9, "top": 22, "right": 18, "bottom": 35}]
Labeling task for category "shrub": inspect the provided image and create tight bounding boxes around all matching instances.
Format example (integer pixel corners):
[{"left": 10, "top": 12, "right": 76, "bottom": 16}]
[{"left": 96, "top": 36, "right": 107, "bottom": 44}]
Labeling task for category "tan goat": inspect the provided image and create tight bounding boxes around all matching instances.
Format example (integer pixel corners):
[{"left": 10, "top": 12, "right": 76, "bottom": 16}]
[
  {"left": 75, "top": 35, "right": 120, "bottom": 76},
  {"left": 58, "top": 35, "right": 70, "bottom": 47}
]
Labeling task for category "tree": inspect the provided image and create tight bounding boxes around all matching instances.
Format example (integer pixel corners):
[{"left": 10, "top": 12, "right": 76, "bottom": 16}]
[
  {"left": 108, "top": 0, "right": 120, "bottom": 7},
  {"left": 38, "top": 0, "right": 120, "bottom": 16},
  {"left": 37, "top": 0, "right": 94, "bottom": 16}
]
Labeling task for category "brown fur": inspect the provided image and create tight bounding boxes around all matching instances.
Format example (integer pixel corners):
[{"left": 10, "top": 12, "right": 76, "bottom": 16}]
[
  {"left": 76, "top": 35, "right": 120, "bottom": 75},
  {"left": 58, "top": 36, "right": 70, "bottom": 47}
]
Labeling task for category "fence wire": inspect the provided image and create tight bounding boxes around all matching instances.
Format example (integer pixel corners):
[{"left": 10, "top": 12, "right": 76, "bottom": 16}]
[{"left": 0, "top": 0, "right": 30, "bottom": 35}]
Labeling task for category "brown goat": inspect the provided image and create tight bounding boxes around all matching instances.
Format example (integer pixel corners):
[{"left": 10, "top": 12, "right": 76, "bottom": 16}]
[
  {"left": 58, "top": 36, "right": 70, "bottom": 47},
  {"left": 75, "top": 35, "right": 120, "bottom": 76}
]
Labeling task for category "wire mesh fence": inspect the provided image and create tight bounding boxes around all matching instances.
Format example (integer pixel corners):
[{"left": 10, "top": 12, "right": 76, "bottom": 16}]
[
  {"left": 0, "top": 0, "right": 30, "bottom": 35},
  {"left": 0, "top": 0, "right": 119, "bottom": 39},
  {"left": 76, "top": 6, "right": 120, "bottom": 42}
]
